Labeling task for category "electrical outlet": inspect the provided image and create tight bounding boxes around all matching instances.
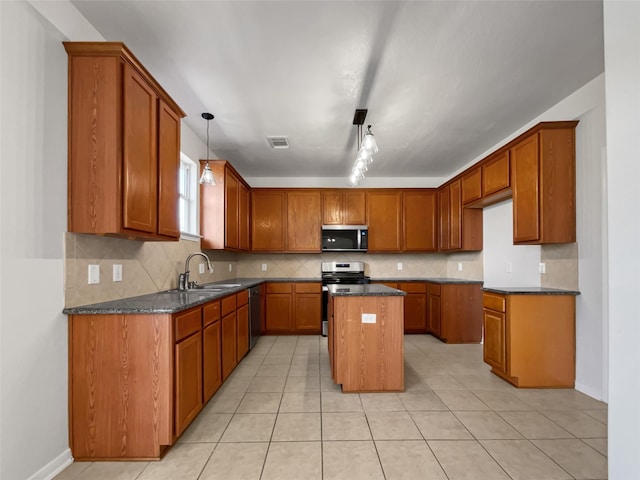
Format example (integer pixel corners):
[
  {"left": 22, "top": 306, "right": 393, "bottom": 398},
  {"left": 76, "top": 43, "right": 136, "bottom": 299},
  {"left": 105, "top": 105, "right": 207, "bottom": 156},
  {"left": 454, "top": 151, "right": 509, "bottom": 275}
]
[
  {"left": 228, "top": 264, "right": 233, "bottom": 272},
  {"left": 457, "top": 262, "right": 463, "bottom": 272},
  {"left": 88, "top": 264, "right": 100, "bottom": 284},
  {"left": 113, "top": 264, "right": 122, "bottom": 282},
  {"left": 539, "top": 262, "right": 546, "bottom": 274},
  {"left": 506, "top": 262, "right": 513, "bottom": 273},
  {"left": 397, "top": 262, "right": 403, "bottom": 271},
  {"left": 361, "top": 313, "right": 376, "bottom": 324},
  {"left": 199, "top": 263, "right": 205, "bottom": 274},
  {"left": 262, "top": 263, "right": 267, "bottom": 271}
]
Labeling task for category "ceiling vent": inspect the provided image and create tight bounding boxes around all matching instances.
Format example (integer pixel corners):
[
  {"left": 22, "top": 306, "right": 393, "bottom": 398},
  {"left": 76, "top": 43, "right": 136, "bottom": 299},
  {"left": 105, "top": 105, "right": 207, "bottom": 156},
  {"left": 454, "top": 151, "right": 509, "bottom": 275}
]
[{"left": 267, "top": 136, "right": 290, "bottom": 149}]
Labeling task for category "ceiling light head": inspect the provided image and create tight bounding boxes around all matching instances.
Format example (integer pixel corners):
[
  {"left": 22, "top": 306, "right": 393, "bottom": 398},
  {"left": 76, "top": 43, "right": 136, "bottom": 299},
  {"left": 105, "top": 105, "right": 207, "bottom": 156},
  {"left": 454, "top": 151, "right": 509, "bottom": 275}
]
[
  {"left": 199, "top": 112, "right": 216, "bottom": 186},
  {"left": 362, "top": 125, "right": 378, "bottom": 154}
]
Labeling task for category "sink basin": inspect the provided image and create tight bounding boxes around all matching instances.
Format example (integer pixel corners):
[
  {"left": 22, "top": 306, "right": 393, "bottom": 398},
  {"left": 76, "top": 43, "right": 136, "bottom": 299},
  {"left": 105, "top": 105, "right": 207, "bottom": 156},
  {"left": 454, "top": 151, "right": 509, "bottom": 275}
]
[
  {"left": 159, "top": 288, "right": 224, "bottom": 294},
  {"left": 206, "top": 283, "right": 242, "bottom": 288}
]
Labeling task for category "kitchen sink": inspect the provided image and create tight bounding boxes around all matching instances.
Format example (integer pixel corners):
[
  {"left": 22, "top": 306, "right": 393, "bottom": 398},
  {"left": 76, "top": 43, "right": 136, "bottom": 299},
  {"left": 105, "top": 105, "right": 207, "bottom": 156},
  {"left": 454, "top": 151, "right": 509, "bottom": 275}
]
[
  {"left": 159, "top": 288, "right": 224, "bottom": 294},
  {"left": 205, "top": 283, "right": 242, "bottom": 288}
]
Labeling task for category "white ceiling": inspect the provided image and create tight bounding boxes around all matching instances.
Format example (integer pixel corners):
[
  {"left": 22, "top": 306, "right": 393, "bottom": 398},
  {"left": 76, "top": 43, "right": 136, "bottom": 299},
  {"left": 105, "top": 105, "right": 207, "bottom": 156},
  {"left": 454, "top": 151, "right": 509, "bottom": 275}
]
[{"left": 70, "top": 0, "right": 604, "bottom": 182}]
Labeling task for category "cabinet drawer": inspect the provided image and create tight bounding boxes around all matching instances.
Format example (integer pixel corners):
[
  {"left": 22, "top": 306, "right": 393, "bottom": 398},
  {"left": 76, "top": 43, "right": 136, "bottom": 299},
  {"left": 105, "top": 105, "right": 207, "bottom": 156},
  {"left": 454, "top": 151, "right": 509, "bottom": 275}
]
[
  {"left": 427, "top": 283, "right": 441, "bottom": 296},
  {"left": 221, "top": 295, "right": 237, "bottom": 316},
  {"left": 483, "top": 293, "right": 506, "bottom": 312},
  {"left": 400, "top": 282, "right": 427, "bottom": 293},
  {"left": 266, "top": 283, "right": 292, "bottom": 294},
  {"left": 175, "top": 308, "right": 201, "bottom": 341},
  {"left": 203, "top": 301, "right": 220, "bottom": 327},
  {"left": 295, "top": 282, "right": 321, "bottom": 293},
  {"left": 236, "top": 289, "right": 249, "bottom": 306}
]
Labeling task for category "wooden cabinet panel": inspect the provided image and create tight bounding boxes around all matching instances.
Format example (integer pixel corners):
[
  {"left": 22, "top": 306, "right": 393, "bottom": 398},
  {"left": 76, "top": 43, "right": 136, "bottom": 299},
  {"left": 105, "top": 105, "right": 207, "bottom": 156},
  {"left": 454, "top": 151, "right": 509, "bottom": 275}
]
[
  {"left": 157, "top": 100, "right": 181, "bottom": 238},
  {"left": 344, "top": 191, "right": 366, "bottom": 224},
  {"left": 366, "top": 191, "right": 402, "bottom": 251},
  {"left": 427, "top": 291, "right": 441, "bottom": 337},
  {"left": 239, "top": 183, "right": 250, "bottom": 250},
  {"left": 65, "top": 42, "right": 184, "bottom": 241},
  {"left": 404, "top": 292, "right": 427, "bottom": 333},
  {"left": 403, "top": 190, "right": 437, "bottom": 251},
  {"left": 428, "top": 283, "right": 482, "bottom": 343},
  {"left": 225, "top": 171, "right": 240, "bottom": 249},
  {"left": 482, "top": 151, "right": 510, "bottom": 197},
  {"left": 252, "top": 190, "right": 286, "bottom": 251},
  {"left": 221, "top": 312, "right": 237, "bottom": 380},
  {"left": 483, "top": 309, "right": 507, "bottom": 374},
  {"left": 294, "top": 293, "right": 322, "bottom": 332},
  {"left": 438, "top": 182, "right": 482, "bottom": 252},
  {"left": 438, "top": 186, "right": 450, "bottom": 251},
  {"left": 511, "top": 134, "right": 540, "bottom": 243},
  {"left": 265, "top": 294, "right": 293, "bottom": 332},
  {"left": 461, "top": 167, "right": 482, "bottom": 205},
  {"left": 175, "top": 331, "right": 203, "bottom": 436},
  {"left": 287, "top": 190, "right": 321, "bottom": 252},
  {"left": 322, "top": 191, "right": 343, "bottom": 225},
  {"left": 322, "top": 190, "right": 366, "bottom": 225},
  {"left": 449, "top": 180, "right": 462, "bottom": 250},
  {"left": 236, "top": 304, "right": 249, "bottom": 361},
  {"left": 175, "top": 307, "right": 201, "bottom": 341},
  {"left": 203, "top": 301, "right": 221, "bottom": 327},
  {"left": 202, "top": 321, "right": 222, "bottom": 403}
]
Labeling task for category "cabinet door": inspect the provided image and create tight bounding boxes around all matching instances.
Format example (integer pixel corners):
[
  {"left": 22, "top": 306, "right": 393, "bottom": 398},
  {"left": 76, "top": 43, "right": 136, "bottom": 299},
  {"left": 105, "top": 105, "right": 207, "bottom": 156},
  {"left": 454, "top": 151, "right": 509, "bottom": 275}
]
[
  {"left": 157, "top": 100, "right": 180, "bottom": 238},
  {"left": 265, "top": 293, "right": 293, "bottom": 332},
  {"left": 511, "top": 134, "right": 540, "bottom": 243},
  {"left": 221, "top": 312, "right": 237, "bottom": 380},
  {"left": 252, "top": 191, "right": 286, "bottom": 251},
  {"left": 482, "top": 151, "right": 510, "bottom": 197},
  {"left": 122, "top": 64, "right": 158, "bottom": 234},
  {"left": 449, "top": 180, "right": 462, "bottom": 250},
  {"left": 203, "top": 321, "right": 222, "bottom": 403},
  {"left": 175, "top": 332, "right": 202, "bottom": 436},
  {"left": 438, "top": 186, "right": 450, "bottom": 251},
  {"left": 404, "top": 293, "right": 428, "bottom": 333},
  {"left": 236, "top": 304, "right": 249, "bottom": 361},
  {"left": 322, "top": 191, "right": 343, "bottom": 225},
  {"left": 344, "top": 191, "right": 366, "bottom": 224},
  {"left": 366, "top": 191, "right": 402, "bottom": 251},
  {"left": 427, "top": 293, "right": 441, "bottom": 338},
  {"left": 238, "top": 182, "right": 250, "bottom": 251},
  {"left": 225, "top": 171, "right": 239, "bottom": 249},
  {"left": 461, "top": 167, "right": 482, "bottom": 205},
  {"left": 287, "top": 191, "right": 321, "bottom": 251},
  {"left": 403, "top": 190, "right": 437, "bottom": 251},
  {"left": 483, "top": 309, "right": 507, "bottom": 374},
  {"left": 294, "top": 293, "right": 322, "bottom": 332}
]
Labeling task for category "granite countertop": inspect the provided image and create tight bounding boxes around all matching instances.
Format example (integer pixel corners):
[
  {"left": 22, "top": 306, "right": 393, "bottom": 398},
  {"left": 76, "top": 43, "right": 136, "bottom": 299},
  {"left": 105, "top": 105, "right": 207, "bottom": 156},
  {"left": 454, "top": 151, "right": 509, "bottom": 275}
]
[
  {"left": 327, "top": 284, "right": 406, "bottom": 296},
  {"left": 374, "top": 277, "right": 483, "bottom": 285},
  {"left": 483, "top": 286, "right": 580, "bottom": 295}
]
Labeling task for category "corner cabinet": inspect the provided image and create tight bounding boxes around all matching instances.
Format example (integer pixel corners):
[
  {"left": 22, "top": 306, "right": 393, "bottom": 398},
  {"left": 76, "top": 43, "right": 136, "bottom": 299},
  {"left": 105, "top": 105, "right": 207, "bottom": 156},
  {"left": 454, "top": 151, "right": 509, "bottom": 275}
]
[
  {"left": 200, "top": 161, "right": 251, "bottom": 251},
  {"left": 65, "top": 42, "right": 185, "bottom": 241},
  {"left": 511, "top": 122, "right": 578, "bottom": 244},
  {"left": 427, "top": 282, "right": 483, "bottom": 343},
  {"left": 265, "top": 282, "right": 322, "bottom": 334},
  {"left": 438, "top": 181, "right": 482, "bottom": 252}
]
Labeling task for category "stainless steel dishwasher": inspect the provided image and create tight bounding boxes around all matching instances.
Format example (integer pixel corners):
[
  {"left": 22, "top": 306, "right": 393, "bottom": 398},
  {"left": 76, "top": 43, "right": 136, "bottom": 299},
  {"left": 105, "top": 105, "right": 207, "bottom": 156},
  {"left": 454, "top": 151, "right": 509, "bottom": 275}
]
[{"left": 248, "top": 285, "right": 261, "bottom": 350}]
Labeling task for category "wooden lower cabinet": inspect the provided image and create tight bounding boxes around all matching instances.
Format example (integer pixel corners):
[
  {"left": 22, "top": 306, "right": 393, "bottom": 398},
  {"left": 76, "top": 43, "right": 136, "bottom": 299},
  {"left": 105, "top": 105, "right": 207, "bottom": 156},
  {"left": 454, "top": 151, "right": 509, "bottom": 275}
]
[
  {"left": 237, "top": 303, "right": 249, "bottom": 361},
  {"left": 400, "top": 283, "right": 428, "bottom": 333},
  {"left": 202, "top": 321, "right": 222, "bottom": 403},
  {"left": 427, "top": 282, "right": 482, "bottom": 343},
  {"left": 175, "top": 331, "right": 203, "bottom": 436},
  {"left": 221, "top": 295, "right": 238, "bottom": 380},
  {"left": 265, "top": 282, "right": 321, "bottom": 334},
  {"left": 482, "top": 291, "right": 576, "bottom": 387}
]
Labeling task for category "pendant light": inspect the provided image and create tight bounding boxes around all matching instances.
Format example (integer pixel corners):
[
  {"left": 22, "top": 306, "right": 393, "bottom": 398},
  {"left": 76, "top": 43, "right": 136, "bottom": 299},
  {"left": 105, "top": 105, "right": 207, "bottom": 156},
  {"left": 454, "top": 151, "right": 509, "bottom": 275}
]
[
  {"left": 349, "top": 108, "right": 379, "bottom": 186},
  {"left": 199, "top": 112, "right": 216, "bottom": 185}
]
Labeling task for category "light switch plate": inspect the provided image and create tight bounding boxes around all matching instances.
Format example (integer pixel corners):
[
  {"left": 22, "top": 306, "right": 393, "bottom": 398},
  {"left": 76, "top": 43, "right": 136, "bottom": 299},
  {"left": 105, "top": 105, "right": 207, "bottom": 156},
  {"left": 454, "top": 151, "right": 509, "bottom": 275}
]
[
  {"left": 539, "top": 262, "right": 546, "bottom": 274},
  {"left": 199, "top": 263, "right": 205, "bottom": 274},
  {"left": 88, "top": 264, "right": 100, "bottom": 284},
  {"left": 506, "top": 262, "right": 513, "bottom": 273},
  {"left": 362, "top": 313, "right": 376, "bottom": 324},
  {"left": 113, "top": 264, "right": 122, "bottom": 282},
  {"left": 397, "top": 262, "right": 403, "bottom": 271},
  {"left": 262, "top": 264, "right": 267, "bottom": 271},
  {"left": 458, "top": 262, "right": 463, "bottom": 272},
  {"left": 228, "top": 264, "right": 233, "bottom": 272}
]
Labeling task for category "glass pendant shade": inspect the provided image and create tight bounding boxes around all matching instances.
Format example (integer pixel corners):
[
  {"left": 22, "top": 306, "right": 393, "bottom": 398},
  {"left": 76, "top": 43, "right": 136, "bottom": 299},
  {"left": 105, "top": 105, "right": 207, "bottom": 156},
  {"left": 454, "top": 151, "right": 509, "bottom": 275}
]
[
  {"left": 362, "top": 129, "right": 378, "bottom": 154},
  {"left": 199, "top": 162, "right": 215, "bottom": 185}
]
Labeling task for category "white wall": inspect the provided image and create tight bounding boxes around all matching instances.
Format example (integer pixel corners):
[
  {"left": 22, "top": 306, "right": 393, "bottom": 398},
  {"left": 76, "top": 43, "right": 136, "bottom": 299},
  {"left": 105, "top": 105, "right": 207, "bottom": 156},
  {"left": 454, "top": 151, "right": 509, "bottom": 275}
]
[
  {"left": 603, "top": 2, "right": 640, "bottom": 477},
  {"left": 0, "top": 2, "right": 71, "bottom": 478},
  {"left": 483, "top": 200, "right": 541, "bottom": 287}
]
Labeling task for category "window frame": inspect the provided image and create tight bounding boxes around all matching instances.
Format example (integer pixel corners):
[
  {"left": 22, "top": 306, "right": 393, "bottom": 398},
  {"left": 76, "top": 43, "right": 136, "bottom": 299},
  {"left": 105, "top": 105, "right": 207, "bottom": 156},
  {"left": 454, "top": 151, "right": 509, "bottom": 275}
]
[{"left": 178, "top": 153, "right": 200, "bottom": 241}]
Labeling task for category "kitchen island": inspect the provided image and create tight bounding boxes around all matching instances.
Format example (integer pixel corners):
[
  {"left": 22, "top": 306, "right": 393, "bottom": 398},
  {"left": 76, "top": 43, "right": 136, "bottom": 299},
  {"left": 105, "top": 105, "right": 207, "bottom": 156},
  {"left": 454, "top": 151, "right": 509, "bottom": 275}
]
[{"left": 327, "top": 284, "right": 406, "bottom": 393}]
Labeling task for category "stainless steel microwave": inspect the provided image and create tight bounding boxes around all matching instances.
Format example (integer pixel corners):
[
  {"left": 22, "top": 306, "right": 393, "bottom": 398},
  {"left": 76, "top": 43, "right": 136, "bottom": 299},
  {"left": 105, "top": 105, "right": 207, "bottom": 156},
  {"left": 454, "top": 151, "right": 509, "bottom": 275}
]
[{"left": 321, "top": 225, "right": 368, "bottom": 252}]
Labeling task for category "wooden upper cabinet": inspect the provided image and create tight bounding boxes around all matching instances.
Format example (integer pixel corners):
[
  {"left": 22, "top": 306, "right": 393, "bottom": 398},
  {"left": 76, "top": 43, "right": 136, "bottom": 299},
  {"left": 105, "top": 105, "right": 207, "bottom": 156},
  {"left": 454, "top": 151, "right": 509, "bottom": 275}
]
[
  {"left": 438, "top": 186, "right": 451, "bottom": 251},
  {"left": 461, "top": 167, "right": 482, "bottom": 205},
  {"left": 366, "top": 191, "right": 402, "bottom": 252},
  {"left": 438, "top": 182, "right": 482, "bottom": 252},
  {"left": 287, "top": 190, "right": 321, "bottom": 252},
  {"left": 200, "top": 161, "right": 251, "bottom": 252},
  {"left": 65, "top": 42, "right": 185, "bottom": 241},
  {"left": 322, "top": 190, "right": 366, "bottom": 225},
  {"left": 402, "top": 190, "right": 437, "bottom": 251},
  {"left": 251, "top": 190, "right": 286, "bottom": 252},
  {"left": 482, "top": 150, "right": 511, "bottom": 198},
  {"left": 449, "top": 180, "right": 462, "bottom": 250},
  {"left": 511, "top": 123, "right": 577, "bottom": 244}
]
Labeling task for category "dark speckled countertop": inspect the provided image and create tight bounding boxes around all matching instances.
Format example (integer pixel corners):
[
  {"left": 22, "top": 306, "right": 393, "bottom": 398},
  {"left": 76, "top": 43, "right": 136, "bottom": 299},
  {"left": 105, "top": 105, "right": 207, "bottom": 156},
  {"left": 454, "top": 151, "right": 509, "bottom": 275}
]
[
  {"left": 327, "top": 284, "right": 406, "bottom": 296},
  {"left": 374, "top": 277, "right": 483, "bottom": 285},
  {"left": 483, "top": 286, "right": 580, "bottom": 295}
]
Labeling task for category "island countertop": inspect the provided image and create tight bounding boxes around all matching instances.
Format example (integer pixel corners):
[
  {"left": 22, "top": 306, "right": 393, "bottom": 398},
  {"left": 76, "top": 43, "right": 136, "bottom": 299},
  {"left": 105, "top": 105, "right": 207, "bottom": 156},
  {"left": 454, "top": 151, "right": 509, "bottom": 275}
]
[{"left": 327, "top": 284, "right": 406, "bottom": 296}]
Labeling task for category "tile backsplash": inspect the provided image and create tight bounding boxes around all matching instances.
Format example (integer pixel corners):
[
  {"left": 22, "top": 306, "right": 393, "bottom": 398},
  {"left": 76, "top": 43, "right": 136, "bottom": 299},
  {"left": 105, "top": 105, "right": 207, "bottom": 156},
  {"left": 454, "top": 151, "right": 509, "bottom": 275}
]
[{"left": 541, "top": 243, "right": 579, "bottom": 290}]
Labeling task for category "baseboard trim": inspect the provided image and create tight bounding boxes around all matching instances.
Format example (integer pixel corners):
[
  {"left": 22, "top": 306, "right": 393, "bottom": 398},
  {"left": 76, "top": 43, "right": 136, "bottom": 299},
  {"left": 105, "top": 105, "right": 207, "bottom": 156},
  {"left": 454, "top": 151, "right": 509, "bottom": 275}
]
[
  {"left": 27, "top": 449, "right": 73, "bottom": 480},
  {"left": 575, "top": 381, "right": 606, "bottom": 402}
]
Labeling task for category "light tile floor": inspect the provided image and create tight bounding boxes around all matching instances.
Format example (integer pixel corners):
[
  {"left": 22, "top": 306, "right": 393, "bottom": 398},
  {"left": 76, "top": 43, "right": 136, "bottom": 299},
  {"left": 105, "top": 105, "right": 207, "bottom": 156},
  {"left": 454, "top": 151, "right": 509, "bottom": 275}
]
[{"left": 55, "top": 334, "right": 608, "bottom": 480}]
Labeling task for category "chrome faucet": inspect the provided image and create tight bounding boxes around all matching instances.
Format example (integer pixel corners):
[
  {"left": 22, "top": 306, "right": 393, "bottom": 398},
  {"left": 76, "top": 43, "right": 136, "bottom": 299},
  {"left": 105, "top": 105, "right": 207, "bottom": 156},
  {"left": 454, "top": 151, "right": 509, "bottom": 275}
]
[{"left": 179, "top": 252, "right": 214, "bottom": 290}]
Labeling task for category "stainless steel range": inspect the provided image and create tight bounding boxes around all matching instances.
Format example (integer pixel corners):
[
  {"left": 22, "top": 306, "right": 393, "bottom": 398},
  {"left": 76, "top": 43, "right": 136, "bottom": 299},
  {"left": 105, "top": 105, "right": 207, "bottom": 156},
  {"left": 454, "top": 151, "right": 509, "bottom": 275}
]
[{"left": 321, "top": 261, "right": 370, "bottom": 336}]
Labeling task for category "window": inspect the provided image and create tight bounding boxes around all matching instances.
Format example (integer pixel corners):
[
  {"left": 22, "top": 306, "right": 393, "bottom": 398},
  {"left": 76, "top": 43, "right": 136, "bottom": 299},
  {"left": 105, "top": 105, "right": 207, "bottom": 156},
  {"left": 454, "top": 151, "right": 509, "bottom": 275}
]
[{"left": 179, "top": 153, "right": 199, "bottom": 239}]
